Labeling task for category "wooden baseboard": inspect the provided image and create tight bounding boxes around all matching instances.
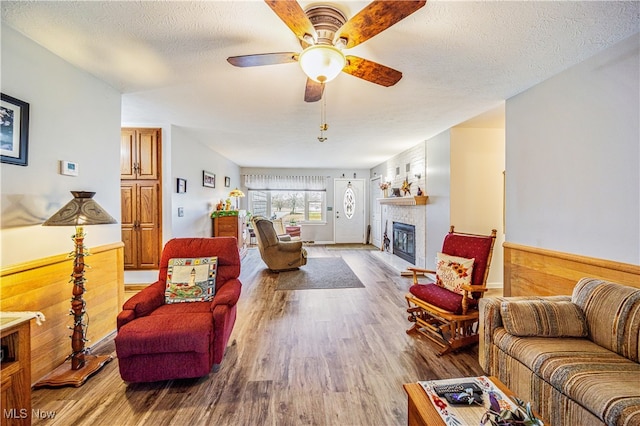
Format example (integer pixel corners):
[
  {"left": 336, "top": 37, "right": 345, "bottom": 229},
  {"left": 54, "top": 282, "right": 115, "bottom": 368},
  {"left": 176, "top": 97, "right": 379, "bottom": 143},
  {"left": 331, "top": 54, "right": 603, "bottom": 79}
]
[{"left": 124, "top": 283, "right": 150, "bottom": 291}]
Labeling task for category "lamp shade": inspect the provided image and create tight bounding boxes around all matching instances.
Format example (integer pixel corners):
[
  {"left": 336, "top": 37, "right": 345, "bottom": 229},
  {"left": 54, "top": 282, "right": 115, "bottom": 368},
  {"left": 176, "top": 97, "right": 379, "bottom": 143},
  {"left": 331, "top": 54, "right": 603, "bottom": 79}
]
[
  {"left": 298, "top": 45, "right": 346, "bottom": 83},
  {"left": 43, "top": 191, "right": 117, "bottom": 226},
  {"left": 229, "top": 188, "right": 245, "bottom": 198}
]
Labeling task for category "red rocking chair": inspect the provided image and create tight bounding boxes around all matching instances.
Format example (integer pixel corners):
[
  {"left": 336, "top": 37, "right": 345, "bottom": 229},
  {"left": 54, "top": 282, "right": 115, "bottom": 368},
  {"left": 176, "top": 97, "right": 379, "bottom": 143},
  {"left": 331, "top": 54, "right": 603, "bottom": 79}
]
[{"left": 405, "top": 226, "right": 497, "bottom": 355}]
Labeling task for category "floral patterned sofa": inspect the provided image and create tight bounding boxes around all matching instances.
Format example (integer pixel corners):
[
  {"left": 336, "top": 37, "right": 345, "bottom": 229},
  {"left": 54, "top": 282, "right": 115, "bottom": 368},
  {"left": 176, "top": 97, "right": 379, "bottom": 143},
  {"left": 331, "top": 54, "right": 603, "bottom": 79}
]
[{"left": 479, "top": 278, "right": 640, "bottom": 425}]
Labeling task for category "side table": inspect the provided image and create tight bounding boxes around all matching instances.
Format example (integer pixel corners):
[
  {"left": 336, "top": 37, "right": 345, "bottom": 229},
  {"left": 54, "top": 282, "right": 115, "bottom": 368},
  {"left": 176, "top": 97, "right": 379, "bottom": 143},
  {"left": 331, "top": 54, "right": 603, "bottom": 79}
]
[
  {"left": 1, "top": 312, "right": 42, "bottom": 426},
  {"left": 403, "top": 376, "right": 548, "bottom": 426}
]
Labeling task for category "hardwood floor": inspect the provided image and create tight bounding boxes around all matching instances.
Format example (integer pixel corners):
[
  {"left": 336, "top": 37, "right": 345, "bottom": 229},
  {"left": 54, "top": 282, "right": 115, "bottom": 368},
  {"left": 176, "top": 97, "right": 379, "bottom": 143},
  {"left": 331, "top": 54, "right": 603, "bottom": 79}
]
[{"left": 31, "top": 246, "right": 488, "bottom": 426}]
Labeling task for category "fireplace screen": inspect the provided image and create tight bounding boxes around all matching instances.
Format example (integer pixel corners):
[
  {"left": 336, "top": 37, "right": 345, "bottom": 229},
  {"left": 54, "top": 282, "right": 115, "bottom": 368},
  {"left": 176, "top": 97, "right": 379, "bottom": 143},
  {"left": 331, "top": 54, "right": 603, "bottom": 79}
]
[{"left": 393, "top": 222, "right": 416, "bottom": 264}]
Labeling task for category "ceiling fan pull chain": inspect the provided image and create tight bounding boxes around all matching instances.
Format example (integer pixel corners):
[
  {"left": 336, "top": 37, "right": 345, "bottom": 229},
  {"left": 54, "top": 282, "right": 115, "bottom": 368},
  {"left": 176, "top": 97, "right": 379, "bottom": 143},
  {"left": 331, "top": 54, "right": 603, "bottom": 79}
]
[{"left": 318, "top": 83, "right": 328, "bottom": 142}]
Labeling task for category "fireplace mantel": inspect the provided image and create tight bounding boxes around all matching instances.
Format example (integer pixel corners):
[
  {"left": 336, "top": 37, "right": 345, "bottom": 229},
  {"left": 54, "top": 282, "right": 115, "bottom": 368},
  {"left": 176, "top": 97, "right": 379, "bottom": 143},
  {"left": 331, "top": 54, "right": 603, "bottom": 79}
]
[{"left": 377, "top": 196, "right": 428, "bottom": 206}]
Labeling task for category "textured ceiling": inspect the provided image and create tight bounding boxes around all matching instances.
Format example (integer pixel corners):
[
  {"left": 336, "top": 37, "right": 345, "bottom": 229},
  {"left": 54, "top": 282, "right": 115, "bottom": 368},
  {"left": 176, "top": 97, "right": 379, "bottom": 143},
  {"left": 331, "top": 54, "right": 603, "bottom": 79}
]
[{"left": 2, "top": 1, "right": 638, "bottom": 169}]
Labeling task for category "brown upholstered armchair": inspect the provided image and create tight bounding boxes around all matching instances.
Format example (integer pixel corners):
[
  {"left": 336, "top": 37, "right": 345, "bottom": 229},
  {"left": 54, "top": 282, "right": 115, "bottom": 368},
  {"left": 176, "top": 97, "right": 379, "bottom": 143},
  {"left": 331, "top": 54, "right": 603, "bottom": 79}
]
[{"left": 251, "top": 216, "right": 307, "bottom": 272}]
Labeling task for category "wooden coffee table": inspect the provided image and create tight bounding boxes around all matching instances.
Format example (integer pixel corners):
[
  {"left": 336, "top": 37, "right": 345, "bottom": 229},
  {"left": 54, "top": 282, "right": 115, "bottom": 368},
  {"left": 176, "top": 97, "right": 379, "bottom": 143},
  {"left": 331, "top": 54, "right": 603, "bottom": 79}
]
[{"left": 403, "top": 376, "right": 545, "bottom": 426}]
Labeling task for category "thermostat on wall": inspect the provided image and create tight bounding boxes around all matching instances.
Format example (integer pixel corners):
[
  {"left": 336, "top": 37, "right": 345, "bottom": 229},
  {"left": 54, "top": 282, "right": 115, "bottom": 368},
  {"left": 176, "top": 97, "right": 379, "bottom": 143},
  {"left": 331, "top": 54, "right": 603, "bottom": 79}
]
[{"left": 60, "top": 160, "right": 78, "bottom": 176}]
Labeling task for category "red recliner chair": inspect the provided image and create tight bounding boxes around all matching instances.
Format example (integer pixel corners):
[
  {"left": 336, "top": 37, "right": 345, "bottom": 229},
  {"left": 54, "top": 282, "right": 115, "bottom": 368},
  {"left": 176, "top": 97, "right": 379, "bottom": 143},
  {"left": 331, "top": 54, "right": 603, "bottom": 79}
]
[{"left": 115, "top": 237, "right": 242, "bottom": 382}]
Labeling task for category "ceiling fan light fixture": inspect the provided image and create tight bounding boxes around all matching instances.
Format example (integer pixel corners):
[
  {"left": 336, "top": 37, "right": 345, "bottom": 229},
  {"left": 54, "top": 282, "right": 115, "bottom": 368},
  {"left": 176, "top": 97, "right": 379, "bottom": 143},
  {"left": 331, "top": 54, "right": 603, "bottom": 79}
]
[{"left": 298, "top": 45, "right": 346, "bottom": 83}]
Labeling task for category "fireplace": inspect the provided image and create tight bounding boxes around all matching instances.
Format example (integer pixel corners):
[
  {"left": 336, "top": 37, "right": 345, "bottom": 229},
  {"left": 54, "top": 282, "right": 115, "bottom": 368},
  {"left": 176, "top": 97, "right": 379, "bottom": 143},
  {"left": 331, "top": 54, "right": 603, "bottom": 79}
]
[{"left": 393, "top": 222, "right": 416, "bottom": 264}]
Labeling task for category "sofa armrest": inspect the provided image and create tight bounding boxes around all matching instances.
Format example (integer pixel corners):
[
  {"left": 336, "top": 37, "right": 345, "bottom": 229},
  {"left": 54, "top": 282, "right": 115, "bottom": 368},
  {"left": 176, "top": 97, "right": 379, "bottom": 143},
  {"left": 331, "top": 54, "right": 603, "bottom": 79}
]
[
  {"left": 478, "top": 295, "right": 572, "bottom": 372},
  {"left": 210, "top": 278, "right": 242, "bottom": 308},
  {"left": 117, "top": 310, "right": 136, "bottom": 330},
  {"left": 118, "top": 281, "right": 165, "bottom": 329},
  {"left": 479, "top": 297, "right": 505, "bottom": 372}
]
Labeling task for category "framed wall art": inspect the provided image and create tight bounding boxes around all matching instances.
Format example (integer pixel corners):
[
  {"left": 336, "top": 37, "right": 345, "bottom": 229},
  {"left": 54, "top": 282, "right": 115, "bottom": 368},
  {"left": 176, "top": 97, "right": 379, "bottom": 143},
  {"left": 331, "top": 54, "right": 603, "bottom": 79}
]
[
  {"left": 177, "top": 178, "right": 187, "bottom": 193},
  {"left": 202, "top": 171, "right": 215, "bottom": 188},
  {"left": 225, "top": 176, "right": 231, "bottom": 187},
  {"left": 1, "top": 93, "right": 30, "bottom": 166}
]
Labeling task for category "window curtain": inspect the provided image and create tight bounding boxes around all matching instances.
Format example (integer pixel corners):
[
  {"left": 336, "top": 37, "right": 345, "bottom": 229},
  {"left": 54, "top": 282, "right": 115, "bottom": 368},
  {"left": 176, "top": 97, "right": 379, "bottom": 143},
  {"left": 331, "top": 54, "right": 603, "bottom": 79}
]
[{"left": 244, "top": 175, "right": 327, "bottom": 191}]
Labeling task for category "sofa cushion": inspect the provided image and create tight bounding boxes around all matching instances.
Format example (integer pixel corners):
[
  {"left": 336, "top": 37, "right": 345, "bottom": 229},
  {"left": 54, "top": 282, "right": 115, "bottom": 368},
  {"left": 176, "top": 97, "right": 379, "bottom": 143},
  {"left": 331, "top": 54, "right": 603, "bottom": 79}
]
[
  {"left": 572, "top": 277, "right": 640, "bottom": 362},
  {"left": 115, "top": 313, "right": 212, "bottom": 358},
  {"left": 500, "top": 300, "right": 588, "bottom": 337},
  {"left": 409, "top": 283, "right": 478, "bottom": 314},
  {"left": 150, "top": 300, "right": 212, "bottom": 316},
  {"left": 165, "top": 257, "right": 217, "bottom": 304},
  {"left": 435, "top": 252, "right": 474, "bottom": 295},
  {"left": 493, "top": 327, "right": 640, "bottom": 425}
]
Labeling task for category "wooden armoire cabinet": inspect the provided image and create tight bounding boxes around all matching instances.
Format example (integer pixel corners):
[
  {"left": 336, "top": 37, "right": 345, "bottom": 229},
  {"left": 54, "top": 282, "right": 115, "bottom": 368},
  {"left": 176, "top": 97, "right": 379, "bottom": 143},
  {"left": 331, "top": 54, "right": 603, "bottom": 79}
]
[
  {"left": 120, "top": 128, "right": 159, "bottom": 180},
  {"left": 121, "top": 128, "right": 162, "bottom": 270}
]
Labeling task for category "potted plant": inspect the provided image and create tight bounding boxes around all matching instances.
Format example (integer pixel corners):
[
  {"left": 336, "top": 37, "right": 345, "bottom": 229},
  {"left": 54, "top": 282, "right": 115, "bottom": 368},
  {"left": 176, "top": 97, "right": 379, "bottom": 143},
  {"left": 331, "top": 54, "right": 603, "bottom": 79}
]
[{"left": 379, "top": 181, "right": 391, "bottom": 197}]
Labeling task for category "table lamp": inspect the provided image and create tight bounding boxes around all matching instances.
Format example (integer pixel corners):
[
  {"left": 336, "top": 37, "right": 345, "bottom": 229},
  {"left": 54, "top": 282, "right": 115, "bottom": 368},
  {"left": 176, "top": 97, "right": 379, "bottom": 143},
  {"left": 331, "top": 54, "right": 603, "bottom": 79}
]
[
  {"left": 229, "top": 188, "right": 245, "bottom": 210},
  {"left": 35, "top": 191, "right": 117, "bottom": 388}
]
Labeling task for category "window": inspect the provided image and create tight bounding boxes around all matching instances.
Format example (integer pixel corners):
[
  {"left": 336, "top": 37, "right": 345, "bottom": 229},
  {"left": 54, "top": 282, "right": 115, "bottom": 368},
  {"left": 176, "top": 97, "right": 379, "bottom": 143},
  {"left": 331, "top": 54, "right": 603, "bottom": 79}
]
[
  {"left": 249, "top": 190, "right": 325, "bottom": 223},
  {"left": 244, "top": 175, "right": 327, "bottom": 224}
]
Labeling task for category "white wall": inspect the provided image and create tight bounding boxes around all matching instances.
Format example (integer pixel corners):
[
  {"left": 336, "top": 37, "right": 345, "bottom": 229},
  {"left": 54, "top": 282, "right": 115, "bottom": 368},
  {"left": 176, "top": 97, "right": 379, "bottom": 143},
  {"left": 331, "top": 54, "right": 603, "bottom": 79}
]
[
  {"left": 1, "top": 26, "right": 122, "bottom": 267},
  {"left": 425, "top": 130, "right": 452, "bottom": 270},
  {"left": 170, "top": 125, "right": 241, "bottom": 238},
  {"left": 506, "top": 34, "right": 640, "bottom": 265},
  {"left": 450, "top": 128, "right": 505, "bottom": 285}
]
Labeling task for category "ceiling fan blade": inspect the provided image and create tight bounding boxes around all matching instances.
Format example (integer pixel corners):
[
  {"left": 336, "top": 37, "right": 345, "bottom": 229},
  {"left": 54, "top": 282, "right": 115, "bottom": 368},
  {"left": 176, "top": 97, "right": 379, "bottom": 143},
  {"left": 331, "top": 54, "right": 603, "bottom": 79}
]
[
  {"left": 264, "top": 0, "right": 317, "bottom": 43},
  {"left": 304, "top": 79, "right": 324, "bottom": 102},
  {"left": 227, "top": 53, "right": 298, "bottom": 67},
  {"left": 335, "top": 0, "right": 426, "bottom": 49},
  {"left": 343, "top": 56, "right": 402, "bottom": 87}
]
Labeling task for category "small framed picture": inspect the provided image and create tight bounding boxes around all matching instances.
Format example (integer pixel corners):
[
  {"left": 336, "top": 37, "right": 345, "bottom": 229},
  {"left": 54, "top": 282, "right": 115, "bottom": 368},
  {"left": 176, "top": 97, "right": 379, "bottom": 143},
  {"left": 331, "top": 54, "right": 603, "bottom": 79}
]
[
  {"left": 225, "top": 176, "right": 231, "bottom": 187},
  {"left": 177, "top": 178, "right": 187, "bottom": 193},
  {"left": 202, "top": 171, "right": 215, "bottom": 188},
  {"left": 60, "top": 160, "right": 78, "bottom": 176},
  {"left": 1, "top": 93, "right": 30, "bottom": 166}
]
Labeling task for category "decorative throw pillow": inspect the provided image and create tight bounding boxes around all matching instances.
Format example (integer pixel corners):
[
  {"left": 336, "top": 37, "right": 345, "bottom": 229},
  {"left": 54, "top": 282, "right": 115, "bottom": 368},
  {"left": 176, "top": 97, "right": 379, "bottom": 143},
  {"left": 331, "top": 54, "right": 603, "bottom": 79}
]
[
  {"left": 165, "top": 257, "right": 217, "bottom": 304},
  {"left": 500, "top": 300, "right": 589, "bottom": 337},
  {"left": 435, "top": 252, "right": 475, "bottom": 295}
]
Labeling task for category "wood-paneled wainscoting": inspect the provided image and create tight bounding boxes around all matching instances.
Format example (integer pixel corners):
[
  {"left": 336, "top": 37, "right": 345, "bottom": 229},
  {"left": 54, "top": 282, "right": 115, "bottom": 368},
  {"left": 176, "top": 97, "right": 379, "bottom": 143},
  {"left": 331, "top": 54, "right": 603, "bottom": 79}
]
[
  {"left": 1, "top": 242, "right": 124, "bottom": 384},
  {"left": 504, "top": 242, "right": 640, "bottom": 297}
]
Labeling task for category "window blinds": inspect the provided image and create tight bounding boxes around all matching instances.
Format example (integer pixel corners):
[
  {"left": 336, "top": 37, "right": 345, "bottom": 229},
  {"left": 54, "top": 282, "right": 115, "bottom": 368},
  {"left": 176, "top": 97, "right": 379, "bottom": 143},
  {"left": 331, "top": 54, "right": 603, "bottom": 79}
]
[{"left": 243, "top": 175, "right": 327, "bottom": 191}]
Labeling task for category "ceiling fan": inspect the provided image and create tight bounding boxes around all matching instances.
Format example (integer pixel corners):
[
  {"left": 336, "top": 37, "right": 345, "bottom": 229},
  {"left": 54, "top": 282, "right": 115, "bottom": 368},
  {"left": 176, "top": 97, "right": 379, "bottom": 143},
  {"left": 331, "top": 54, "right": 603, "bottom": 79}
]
[{"left": 227, "top": 0, "right": 426, "bottom": 102}]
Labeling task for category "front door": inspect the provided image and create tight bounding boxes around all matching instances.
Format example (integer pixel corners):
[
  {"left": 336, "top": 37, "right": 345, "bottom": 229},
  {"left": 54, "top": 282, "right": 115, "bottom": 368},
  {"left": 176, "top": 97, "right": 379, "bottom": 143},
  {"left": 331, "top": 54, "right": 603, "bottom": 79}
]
[{"left": 334, "top": 178, "right": 365, "bottom": 244}]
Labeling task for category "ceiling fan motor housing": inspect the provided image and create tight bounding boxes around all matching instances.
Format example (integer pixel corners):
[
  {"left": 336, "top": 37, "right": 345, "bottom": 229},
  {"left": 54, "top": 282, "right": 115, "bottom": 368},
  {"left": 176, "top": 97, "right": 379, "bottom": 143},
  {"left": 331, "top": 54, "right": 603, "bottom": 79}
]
[{"left": 305, "top": 6, "right": 347, "bottom": 46}]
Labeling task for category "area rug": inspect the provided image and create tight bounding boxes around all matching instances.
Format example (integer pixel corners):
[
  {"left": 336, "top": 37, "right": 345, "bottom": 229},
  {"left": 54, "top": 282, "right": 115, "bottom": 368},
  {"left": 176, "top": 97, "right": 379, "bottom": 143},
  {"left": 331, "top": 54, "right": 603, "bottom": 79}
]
[{"left": 276, "top": 257, "right": 365, "bottom": 290}]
